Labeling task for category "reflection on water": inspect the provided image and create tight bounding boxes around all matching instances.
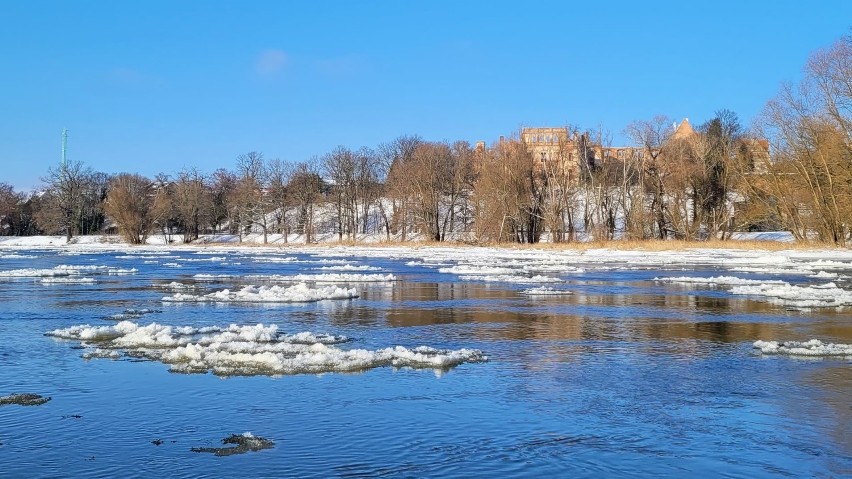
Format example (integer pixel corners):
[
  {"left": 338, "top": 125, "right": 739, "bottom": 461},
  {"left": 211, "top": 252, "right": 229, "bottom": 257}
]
[{"left": 0, "top": 247, "right": 850, "bottom": 477}]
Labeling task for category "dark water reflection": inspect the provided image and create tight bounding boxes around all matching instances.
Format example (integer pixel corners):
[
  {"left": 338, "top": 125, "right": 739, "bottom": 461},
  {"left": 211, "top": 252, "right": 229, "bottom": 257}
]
[{"left": 0, "top": 248, "right": 850, "bottom": 477}]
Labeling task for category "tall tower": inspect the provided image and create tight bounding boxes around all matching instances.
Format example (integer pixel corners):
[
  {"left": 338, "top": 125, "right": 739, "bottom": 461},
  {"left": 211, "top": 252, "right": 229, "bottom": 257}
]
[{"left": 61, "top": 128, "right": 69, "bottom": 166}]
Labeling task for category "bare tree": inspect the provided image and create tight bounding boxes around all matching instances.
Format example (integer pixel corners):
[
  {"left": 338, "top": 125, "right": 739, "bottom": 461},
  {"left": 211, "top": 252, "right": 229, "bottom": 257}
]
[
  {"left": 104, "top": 173, "right": 159, "bottom": 244},
  {"left": 266, "top": 158, "right": 292, "bottom": 240},
  {"left": 379, "top": 135, "right": 423, "bottom": 241},
  {"left": 754, "top": 35, "right": 852, "bottom": 245},
  {"left": 288, "top": 160, "right": 324, "bottom": 243},
  {"left": 210, "top": 168, "right": 237, "bottom": 234},
  {"left": 173, "top": 168, "right": 212, "bottom": 243},
  {"left": 40, "top": 159, "right": 92, "bottom": 241},
  {"left": 233, "top": 152, "right": 272, "bottom": 243},
  {"left": 626, "top": 115, "right": 675, "bottom": 239}
]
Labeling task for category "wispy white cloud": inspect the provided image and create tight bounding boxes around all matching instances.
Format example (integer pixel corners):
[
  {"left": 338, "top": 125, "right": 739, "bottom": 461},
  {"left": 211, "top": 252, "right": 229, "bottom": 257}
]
[{"left": 255, "top": 49, "right": 289, "bottom": 76}]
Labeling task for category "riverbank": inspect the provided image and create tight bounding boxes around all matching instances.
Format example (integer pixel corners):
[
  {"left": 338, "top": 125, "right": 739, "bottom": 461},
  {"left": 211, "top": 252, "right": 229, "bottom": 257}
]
[{"left": 0, "top": 231, "right": 845, "bottom": 254}]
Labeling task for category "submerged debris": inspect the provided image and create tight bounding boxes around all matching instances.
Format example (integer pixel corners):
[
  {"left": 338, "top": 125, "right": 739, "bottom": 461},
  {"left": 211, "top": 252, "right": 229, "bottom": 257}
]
[
  {"left": 191, "top": 433, "right": 274, "bottom": 456},
  {"left": 0, "top": 393, "right": 52, "bottom": 406}
]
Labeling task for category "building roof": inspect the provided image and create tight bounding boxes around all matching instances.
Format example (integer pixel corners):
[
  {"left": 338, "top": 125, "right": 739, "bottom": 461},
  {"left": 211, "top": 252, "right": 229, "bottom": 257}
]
[{"left": 672, "top": 118, "right": 695, "bottom": 140}]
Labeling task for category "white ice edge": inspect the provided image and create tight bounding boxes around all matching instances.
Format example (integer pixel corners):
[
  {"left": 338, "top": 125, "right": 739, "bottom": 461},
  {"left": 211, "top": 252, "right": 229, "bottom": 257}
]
[
  {"left": 46, "top": 321, "right": 487, "bottom": 375},
  {"left": 753, "top": 339, "right": 852, "bottom": 357},
  {"left": 162, "top": 283, "right": 358, "bottom": 303}
]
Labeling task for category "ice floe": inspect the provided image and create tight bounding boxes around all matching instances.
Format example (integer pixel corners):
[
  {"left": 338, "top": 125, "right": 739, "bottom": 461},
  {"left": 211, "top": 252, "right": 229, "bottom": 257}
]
[
  {"left": 46, "top": 321, "right": 487, "bottom": 376},
  {"left": 318, "top": 264, "right": 382, "bottom": 271},
  {"left": 106, "top": 309, "right": 161, "bottom": 320},
  {"left": 0, "top": 265, "right": 136, "bottom": 278},
  {"left": 753, "top": 339, "right": 852, "bottom": 357},
  {"left": 439, "top": 265, "right": 521, "bottom": 276},
  {"left": 730, "top": 282, "right": 852, "bottom": 308},
  {"left": 521, "top": 287, "right": 573, "bottom": 295},
  {"left": 457, "top": 274, "right": 561, "bottom": 283},
  {"left": 162, "top": 283, "right": 358, "bottom": 303},
  {"left": 653, "top": 275, "right": 786, "bottom": 286},
  {"left": 246, "top": 273, "right": 397, "bottom": 283},
  {"left": 40, "top": 277, "right": 97, "bottom": 284}
]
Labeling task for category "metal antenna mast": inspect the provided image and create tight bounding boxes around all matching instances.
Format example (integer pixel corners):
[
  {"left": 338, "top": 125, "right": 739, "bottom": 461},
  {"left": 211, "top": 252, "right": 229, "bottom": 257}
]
[{"left": 61, "top": 128, "right": 69, "bottom": 166}]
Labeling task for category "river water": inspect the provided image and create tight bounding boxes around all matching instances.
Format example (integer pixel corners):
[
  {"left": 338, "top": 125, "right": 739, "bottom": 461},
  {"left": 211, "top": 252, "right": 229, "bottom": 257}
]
[{"left": 0, "top": 245, "right": 850, "bottom": 478}]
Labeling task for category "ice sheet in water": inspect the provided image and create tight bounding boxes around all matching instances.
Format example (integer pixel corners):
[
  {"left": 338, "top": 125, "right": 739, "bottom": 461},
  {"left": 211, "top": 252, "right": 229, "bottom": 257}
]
[
  {"left": 753, "top": 339, "right": 852, "bottom": 357},
  {"left": 654, "top": 275, "right": 786, "bottom": 286},
  {"left": 731, "top": 282, "right": 852, "bottom": 308},
  {"left": 521, "top": 287, "right": 573, "bottom": 295},
  {"left": 46, "top": 321, "right": 487, "bottom": 376},
  {"left": 162, "top": 283, "right": 358, "bottom": 303}
]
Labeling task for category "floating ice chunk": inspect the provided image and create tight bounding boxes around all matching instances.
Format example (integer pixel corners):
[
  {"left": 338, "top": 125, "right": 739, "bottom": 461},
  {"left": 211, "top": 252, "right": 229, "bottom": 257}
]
[
  {"left": 82, "top": 348, "right": 121, "bottom": 359},
  {"left": 249, "top": 256, "right": 298, "bottom": 263},
  {"left": 753, "top": 339, "right": 852, "bottom": 357},
  {"left": 653, "top": 275, "right": 786, "bottom": 286},
  {"left": 318, "top": 264, "right": 382, "bottom": 271},
  {"left": 108, "top": 268, "right": 137, "bottom": 274},
  {"left": 521, "top": 287, "right": 573, "bottom": 295},
  {"left": 457, "top": 274, "right": 561, "bottom": 283},
  {"left": 47, "top": 320, "right": 486, "bottom": 376},
  {"left": 162, "top": 283, "right": 358, "bottom": 303},
  {"left": 106, "top": 308, "right": 161, "bottom": 320},
  {"left": 193, "top": 274, "right": 236, "bottom": 280},
  {"left": 247, "top": 273, "right": 396, "bottom": 283},
  {"left": 731, "top": 282, "right": 852, "bottom": 308},
  {"left": 810, "top": 271, "right": 839, "bottom": 279},
  {"left": 40, "top": 277, "right": 97, "bottom": 284},
  {"left": 160, "top": 281, "right": 195, "bottom": 290},
  {"left": 801, "top": 259, "right": 852, "bottom": 270},
  {"left": 439, "top": 265, "right": 520, "bottom": 276},
  {"left": 0, "top": 267, "right": 76, "bottom": 277}
]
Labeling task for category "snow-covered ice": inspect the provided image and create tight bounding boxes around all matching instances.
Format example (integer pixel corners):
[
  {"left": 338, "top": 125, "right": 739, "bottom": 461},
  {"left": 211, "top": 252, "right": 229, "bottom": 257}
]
[
  {"left": 162, "top": 283, "right": 359, "bottom": 303},
  {"left": 47, "top": 320, "right": 487, "bottom": 376},
  {"left": 653, "top": 275, "right": 786, "bottom": 286},
  {"left": 731, "top": 282, "right": 852, "bottom": 308},
  {"left": 521, "top": 286, "right": 573, "bottom": 295},
  {"left": 753, "top": 339, "right": 852, "bottom": 357}
]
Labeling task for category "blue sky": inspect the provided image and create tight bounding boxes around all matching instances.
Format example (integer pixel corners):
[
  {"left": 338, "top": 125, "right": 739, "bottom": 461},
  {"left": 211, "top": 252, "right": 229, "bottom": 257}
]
[{"left": 1, "top": 1, "right": 850, "bottom": 190}]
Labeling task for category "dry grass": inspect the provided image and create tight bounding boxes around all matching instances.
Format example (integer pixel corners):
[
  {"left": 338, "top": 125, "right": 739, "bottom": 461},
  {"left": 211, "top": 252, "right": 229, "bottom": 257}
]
[{"left": 196, "top": 237, "right": 841, "bottom": 252}]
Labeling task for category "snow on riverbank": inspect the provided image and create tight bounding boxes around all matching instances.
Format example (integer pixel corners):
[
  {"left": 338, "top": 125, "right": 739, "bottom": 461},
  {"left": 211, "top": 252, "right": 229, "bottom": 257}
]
[{"left": 46, "top": 320, "right": 487, "bottom": 376}]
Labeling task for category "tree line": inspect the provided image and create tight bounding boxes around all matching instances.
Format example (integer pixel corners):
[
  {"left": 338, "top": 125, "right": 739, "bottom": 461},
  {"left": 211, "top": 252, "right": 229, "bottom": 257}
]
[{"left": 1, "top": 35, "right": 850, "bottom": 245}]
